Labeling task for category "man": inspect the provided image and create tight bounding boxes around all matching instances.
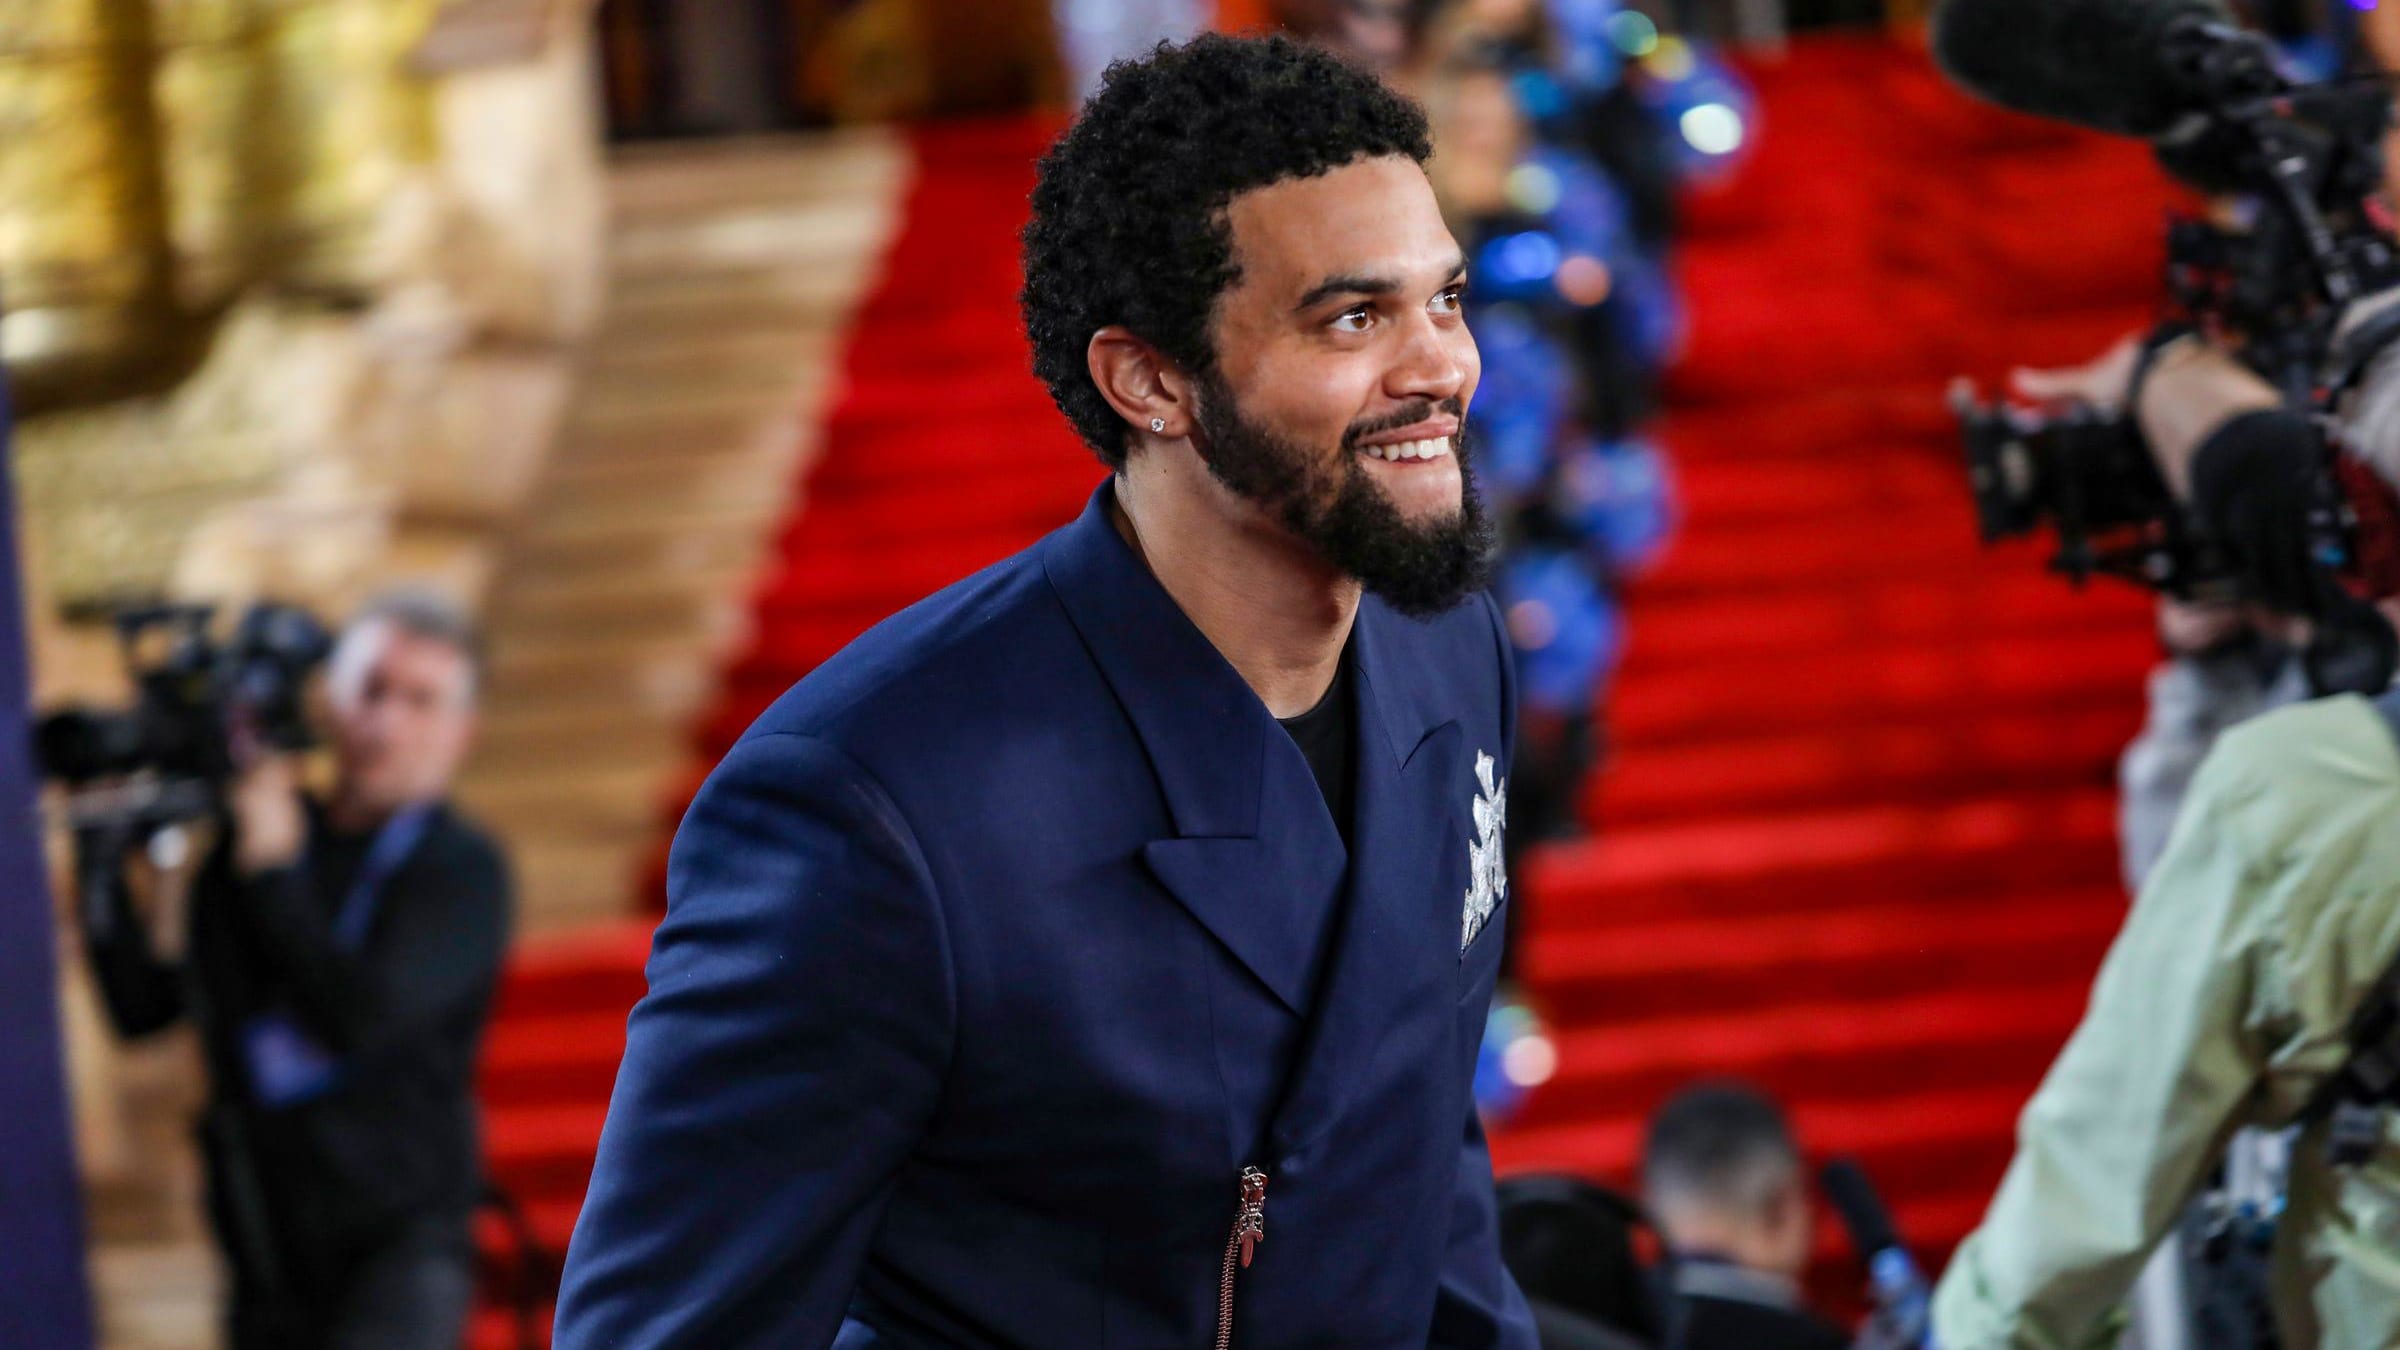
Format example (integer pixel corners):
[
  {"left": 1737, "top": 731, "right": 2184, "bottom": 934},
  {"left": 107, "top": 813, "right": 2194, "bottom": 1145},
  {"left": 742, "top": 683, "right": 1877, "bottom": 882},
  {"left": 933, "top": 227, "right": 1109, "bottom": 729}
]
[
  {"left": 82, "top": 590, "right": 513, "bottom": 1348},
  {"left": 556, "top": 33, "right": 1535, "bottom": 1348},
  {"left": 1933, "top": 331, "right": 2400, "bottom": 1347},
  {"left": 1642, "top": 1082, "right": 1848, "bottom": 1350}
]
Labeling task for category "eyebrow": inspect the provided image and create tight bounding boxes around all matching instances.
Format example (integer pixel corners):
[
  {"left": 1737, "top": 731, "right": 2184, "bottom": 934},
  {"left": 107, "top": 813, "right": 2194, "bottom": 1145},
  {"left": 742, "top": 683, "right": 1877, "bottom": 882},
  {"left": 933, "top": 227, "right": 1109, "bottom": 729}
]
[{"left": 1292, "top": 254, "right": 1470, "bottom": 314}]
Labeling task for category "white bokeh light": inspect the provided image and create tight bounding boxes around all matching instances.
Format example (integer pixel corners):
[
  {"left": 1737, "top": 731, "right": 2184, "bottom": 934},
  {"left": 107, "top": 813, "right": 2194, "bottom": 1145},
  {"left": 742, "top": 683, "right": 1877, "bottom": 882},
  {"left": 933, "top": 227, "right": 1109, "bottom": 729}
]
[{"left": 1680, "top": 103, "right": 1746, "bottom": 158}]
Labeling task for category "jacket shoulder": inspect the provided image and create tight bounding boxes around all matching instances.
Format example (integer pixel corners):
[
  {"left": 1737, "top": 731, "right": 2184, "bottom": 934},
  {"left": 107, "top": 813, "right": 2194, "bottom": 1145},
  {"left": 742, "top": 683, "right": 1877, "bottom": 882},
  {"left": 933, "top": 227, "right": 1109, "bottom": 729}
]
[{"left": 738, "top": 545, "right": 1085, "bottom": 764}]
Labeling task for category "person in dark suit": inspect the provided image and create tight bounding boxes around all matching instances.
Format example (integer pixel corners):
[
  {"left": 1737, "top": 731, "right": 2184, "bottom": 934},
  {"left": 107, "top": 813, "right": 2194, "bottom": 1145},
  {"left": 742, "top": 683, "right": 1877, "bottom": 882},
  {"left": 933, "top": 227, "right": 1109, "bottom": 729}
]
[
  {"left": 81, "top": 591, "right": 512, "bottom": 1350},
  {"left": 554, "top": 32, "right": 1537, "bottom": 1349},
  {"left": 1644, "top": 1083, "right": 1851, "bottom": 1350}
]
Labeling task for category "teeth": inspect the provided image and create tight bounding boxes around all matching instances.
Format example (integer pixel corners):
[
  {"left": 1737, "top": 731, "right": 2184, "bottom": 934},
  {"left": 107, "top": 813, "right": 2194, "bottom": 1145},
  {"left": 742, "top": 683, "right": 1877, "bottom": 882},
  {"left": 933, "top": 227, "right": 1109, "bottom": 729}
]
[{"left": 1365, "top": 436, "right": 1452, "bottom": 462}]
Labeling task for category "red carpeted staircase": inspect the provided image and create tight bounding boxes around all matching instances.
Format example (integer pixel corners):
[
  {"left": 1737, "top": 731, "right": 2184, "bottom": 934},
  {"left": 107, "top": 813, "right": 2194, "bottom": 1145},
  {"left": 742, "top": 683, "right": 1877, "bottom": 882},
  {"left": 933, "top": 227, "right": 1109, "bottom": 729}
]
[
  {"left": 469, "top": 36, "right": 2181, "bottom": 1342},
  {"left": 1487, "top": 33, "right": 2176, "bottom": 1274}
]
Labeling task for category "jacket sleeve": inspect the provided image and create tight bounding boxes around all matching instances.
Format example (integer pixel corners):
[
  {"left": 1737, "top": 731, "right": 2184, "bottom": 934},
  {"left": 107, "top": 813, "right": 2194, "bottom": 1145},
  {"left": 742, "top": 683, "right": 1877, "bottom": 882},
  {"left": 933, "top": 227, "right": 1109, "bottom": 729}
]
[
  {"left": 554, "top": 731, "right": 955, "bottom": 1349},
  {"left": 1931, "top": 729, "right": 2298, "bottom": 1350},
  {"left": 1430, "top": 1101, "right": 1539, "bottom": 1348},
  {"left": 77, "top": 841, "right": 187, "bottom": 1038}
]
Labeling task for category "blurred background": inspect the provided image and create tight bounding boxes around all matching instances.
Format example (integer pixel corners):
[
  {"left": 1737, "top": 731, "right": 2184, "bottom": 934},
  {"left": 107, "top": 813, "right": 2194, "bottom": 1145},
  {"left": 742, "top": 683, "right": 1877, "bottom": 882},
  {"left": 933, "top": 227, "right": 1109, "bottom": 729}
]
[{"left": 0, "top": 0, "right": 2313, "bottom": 1345}]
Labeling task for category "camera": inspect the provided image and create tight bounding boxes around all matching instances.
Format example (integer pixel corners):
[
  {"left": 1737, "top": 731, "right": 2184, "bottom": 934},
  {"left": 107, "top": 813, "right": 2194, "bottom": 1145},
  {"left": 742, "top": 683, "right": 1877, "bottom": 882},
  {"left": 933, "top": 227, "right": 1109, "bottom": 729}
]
[
  {"left": 1944, "top": 9, "right": 2400, "bottom": 695},
  {"left": 1953, "top": 390, "right": 2243, "bottom": 593},
  {"left": 37, "top": 603, "right": 333, "bottom": 826}
]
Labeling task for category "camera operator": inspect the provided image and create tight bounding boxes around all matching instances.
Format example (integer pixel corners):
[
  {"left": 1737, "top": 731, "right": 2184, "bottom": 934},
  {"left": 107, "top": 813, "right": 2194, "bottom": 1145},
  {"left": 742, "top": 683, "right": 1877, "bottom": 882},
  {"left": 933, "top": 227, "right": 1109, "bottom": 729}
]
[
  {"left": 81, "top": 590, "right": 513, "bottom": 1350},
  {"left": 2116, "top": 594, "right": 2307, "bottom": 890},
  {"left": 1930, "top": 328, "right": 2400, "bottom": 1349},
  {"left": 1644, "top": 1081, "right": 1850, "bottom": 1350},
  {"left": 2003, "top": 341, "right": 2317, "bottom": 890}
]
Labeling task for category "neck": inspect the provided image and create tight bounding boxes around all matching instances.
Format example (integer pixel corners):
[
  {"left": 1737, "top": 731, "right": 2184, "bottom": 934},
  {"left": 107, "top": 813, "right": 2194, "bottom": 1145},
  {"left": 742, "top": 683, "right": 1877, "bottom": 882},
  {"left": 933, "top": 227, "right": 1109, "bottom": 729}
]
[
  {"left": 1112, "top": 467, "right": 1358, "bottom": 719},
  {"left": 326, "top": 784, "right": 419, "bottom": 834},
  {"left": 1658, "top": 1213, "right": 1800, "bottom": 1288}
]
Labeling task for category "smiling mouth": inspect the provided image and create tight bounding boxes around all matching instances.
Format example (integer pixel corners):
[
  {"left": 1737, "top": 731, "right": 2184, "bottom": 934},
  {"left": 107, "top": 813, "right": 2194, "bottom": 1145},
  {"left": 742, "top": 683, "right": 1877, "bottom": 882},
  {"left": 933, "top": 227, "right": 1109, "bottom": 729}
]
[{"left": 1359, "top": 435, "right": 1455, "bottom": 463}]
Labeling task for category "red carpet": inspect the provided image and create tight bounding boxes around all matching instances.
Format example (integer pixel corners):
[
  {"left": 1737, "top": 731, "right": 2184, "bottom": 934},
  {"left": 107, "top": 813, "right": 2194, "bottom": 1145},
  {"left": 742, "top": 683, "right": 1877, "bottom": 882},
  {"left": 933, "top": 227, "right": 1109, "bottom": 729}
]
[
  {"left": 1487, "top": 33, "right": 2173, "bottom": 1271},
  {"left": 469, "top": 35, "right": 2178, "bottom": 1341}
]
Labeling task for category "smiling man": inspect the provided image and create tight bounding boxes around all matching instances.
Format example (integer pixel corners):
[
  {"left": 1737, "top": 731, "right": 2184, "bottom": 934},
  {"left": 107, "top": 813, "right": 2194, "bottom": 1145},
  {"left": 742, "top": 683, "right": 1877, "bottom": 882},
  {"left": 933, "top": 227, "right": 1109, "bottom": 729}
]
[{"left": 555, "top": 33, "right": 1534, "bottom": 1349}]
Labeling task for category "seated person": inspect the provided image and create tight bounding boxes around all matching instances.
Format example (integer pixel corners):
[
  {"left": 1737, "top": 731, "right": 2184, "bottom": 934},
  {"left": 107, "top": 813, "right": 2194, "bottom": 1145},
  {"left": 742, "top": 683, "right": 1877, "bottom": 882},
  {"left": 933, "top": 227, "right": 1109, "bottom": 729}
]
[{"left": 1643, "top": 1081, "right": 1849, "bottom": 1350}]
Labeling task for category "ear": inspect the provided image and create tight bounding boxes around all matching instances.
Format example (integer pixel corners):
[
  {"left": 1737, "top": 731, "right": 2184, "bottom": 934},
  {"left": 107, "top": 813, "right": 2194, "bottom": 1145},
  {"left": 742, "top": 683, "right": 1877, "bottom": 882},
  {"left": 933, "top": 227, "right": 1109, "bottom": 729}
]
[
  {"left": 1769, "top": 1177, "right": 1811, "bottom": 1243},
  {"left": 1087, "top": 326, "right": 1195, "bottom": 444}
]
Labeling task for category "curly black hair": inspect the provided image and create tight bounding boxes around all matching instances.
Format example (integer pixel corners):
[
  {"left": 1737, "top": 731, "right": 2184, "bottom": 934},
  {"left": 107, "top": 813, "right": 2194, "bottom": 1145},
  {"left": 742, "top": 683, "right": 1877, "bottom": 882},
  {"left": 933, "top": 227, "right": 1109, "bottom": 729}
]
[{"left": 1021, "top": 33, "right": 1434, "bottom": 469}]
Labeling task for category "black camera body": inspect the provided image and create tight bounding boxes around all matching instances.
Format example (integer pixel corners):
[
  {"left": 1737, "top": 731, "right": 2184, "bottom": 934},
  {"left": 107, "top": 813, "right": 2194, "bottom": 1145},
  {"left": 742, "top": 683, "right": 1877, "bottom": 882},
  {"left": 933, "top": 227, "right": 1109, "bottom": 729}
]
[
  {"left": 37, "top": 603, "right": 333, "bottom": 815},
  {"left": 1955, "top": 392, "right": 2245, "bottom": 593},
  {"left": 1949, "top": 21, "right": 2400, "bottom": 695}
]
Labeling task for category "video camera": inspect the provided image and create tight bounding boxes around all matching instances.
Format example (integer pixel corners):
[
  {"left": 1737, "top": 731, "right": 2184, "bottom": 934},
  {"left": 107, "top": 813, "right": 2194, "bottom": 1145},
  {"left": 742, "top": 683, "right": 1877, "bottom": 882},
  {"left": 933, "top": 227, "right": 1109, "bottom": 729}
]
[
  {"left": 1937, "top": 0, "right": 2400, "bottom": 690},
  {"left": 37, "top": 602, "right": 332, "bottom": 830}
]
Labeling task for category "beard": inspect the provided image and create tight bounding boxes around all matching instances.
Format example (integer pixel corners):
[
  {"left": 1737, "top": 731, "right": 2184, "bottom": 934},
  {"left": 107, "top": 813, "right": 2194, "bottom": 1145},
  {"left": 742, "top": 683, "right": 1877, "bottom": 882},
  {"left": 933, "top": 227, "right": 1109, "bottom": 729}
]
[{"left": 1188, "top": 371, "right": 1496, "bottom": 618}]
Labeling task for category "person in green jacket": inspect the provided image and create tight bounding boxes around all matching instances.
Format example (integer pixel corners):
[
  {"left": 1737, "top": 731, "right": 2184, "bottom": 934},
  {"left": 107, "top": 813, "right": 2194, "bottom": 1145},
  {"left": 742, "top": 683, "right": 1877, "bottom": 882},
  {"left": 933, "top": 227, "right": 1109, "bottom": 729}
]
[{"left": 1932, "top": 325, "right": 2400, "bottom": 1350}]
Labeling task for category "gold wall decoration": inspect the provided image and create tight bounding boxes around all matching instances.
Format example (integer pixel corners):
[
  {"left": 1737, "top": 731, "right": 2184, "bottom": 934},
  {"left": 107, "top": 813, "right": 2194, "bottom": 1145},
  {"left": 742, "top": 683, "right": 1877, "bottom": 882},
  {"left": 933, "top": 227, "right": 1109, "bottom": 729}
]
[
  {"left": 150, "top": 0, "right": 287, "bottom": 308},
  {"left": 149, "top": 0, "right": 446, "bottom": 306},
  {"left": 0, "top": 0, "right": 446, "bottom": 405},
  {"left": 10, "top": 301, "right": 333, "bottom": 609},
  {"left": 12, "top": 411, "right": 284, "bottom": 610},
  {"left": 0, "top": 0, "right": 175, "bottom": 402},
  {"left": 249, "top": 0, "right": 443, "bottom": 298}
]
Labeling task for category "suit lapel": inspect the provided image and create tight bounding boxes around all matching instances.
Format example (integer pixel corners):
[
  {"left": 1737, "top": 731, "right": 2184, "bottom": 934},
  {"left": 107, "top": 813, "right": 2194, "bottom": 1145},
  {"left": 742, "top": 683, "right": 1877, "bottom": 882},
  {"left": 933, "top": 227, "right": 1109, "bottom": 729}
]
[
  {"left": 1045, "top": 485, "right": 1476, "bottom": 1159},
  {"left": 1143, "top": 753, "right": 1346, "bottom": 1015},
  {"left": 1265, "top": 598, "right": 1463, "bottom": 1162},
  {"left": 1043, "top": 483, "right": 1346, "bottom": 1015}
]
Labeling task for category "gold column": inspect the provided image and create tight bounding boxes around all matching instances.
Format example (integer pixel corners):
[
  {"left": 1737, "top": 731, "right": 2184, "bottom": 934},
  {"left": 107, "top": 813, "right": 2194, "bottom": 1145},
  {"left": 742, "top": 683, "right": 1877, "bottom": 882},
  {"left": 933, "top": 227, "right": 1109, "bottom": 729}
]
[{"left": 0, "top": 0, "right": 175, "bottom": 405}]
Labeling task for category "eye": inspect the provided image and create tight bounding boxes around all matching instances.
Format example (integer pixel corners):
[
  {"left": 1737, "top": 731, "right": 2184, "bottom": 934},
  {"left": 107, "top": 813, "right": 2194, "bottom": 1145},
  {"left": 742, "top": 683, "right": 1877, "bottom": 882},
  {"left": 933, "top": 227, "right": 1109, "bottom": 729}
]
[
  {"left": 1330, "top": 305, "right": 1376, "bottom": 334},
  {"left": 1430, "top": 284, "right": 1466, "bottom": 316}
]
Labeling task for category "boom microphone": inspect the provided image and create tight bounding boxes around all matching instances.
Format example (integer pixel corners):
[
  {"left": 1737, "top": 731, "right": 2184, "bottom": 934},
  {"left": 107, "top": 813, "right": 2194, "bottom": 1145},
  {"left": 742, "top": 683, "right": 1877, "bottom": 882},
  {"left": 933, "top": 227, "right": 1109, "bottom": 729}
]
[
  {"left": 1820, "top": 1157, "right": 1932, "bottom": 1350},
  {"left": 1929, "top": 0, "right": 2258, "bottom": 139}
]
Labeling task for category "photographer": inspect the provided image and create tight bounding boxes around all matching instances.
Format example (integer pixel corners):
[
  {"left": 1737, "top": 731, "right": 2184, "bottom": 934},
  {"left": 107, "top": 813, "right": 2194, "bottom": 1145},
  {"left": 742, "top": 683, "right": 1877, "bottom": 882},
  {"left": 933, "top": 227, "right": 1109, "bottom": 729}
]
[
  {"left": 1930, "top": 331, "right": 2400, "bottom": 1349},
  {"left": 81, "top": 591, "right": 513, "bottom": 1350}
]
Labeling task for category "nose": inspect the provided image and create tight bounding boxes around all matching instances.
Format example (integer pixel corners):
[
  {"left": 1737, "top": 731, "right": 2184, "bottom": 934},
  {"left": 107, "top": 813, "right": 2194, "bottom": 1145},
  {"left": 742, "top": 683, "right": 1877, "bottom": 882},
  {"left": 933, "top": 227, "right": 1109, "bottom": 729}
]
[{"left": 1387, "top": 309, "right": 1473, "bottom": 409}]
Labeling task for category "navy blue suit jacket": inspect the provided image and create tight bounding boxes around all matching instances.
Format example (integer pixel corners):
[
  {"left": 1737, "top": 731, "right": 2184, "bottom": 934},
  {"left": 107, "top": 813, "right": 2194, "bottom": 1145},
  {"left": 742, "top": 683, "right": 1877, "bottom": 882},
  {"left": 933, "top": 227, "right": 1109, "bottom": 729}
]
[{"left": 555, "top": 483, "right": 1536, "bottom": 1348}]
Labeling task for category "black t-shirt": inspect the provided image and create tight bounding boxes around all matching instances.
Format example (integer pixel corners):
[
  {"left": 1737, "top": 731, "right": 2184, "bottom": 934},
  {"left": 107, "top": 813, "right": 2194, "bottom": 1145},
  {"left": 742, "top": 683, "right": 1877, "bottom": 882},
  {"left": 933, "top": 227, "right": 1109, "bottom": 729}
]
[{"left": 1279, "top": 647, "right": 1357, "bottom": 848}]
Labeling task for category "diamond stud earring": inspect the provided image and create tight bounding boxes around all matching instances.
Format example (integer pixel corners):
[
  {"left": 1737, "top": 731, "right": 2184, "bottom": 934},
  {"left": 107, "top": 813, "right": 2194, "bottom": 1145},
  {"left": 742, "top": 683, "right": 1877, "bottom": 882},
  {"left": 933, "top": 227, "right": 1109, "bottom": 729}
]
[{"left": 1150, "top": 418, "right": 1167, "bottom": 434}]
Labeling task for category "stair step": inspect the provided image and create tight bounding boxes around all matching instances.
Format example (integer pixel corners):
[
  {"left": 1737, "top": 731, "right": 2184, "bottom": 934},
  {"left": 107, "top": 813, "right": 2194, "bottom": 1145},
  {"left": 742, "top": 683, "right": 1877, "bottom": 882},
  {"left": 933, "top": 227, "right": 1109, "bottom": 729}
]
[
  {"left": 1529, "top": 786, "right": 2123, "bottom": 919},
  {"left": 1511, "top": 978, "right": 2091, "bottom": 1129},
  {"left": 1526, "top": 887, "right": 2120, "bottom": 1022},
  {"left": 495, "top": 922, "right": 654, "bottom": 1018},
  {"left": 1596, "top": 705, "right": 2139, "bottom": 822},
  {"left": 1609, "top": 628, "right": 2157, "bottom": 742},
  {"left": 486, "top": 1102, "right": 611, "bottom": 1201},
  {"left": 1624, "top": 571, "right": 2151, "bottom": 670}
]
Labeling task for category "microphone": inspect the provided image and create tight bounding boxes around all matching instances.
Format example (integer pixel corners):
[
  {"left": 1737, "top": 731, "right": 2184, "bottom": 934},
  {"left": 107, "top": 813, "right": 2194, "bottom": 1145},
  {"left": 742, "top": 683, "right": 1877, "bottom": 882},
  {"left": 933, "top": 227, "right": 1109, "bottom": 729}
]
[
  {"left": 1819, "top": 1157, "right": 1933, "bottom": 1350},
  {"left": 1929, "top": 0, "right": 2266, "bottom": 139}
]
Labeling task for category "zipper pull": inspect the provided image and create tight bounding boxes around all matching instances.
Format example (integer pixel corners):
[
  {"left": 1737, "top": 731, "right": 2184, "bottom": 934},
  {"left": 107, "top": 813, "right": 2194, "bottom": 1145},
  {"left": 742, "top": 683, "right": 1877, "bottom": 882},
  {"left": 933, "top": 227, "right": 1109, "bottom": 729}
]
[
  {"left": 1217, "top": 1168, "right": 1274, "bottom": 1350},
  {"left": 1236, "top": 1166, "right": 1269, "bottom": 1269}
]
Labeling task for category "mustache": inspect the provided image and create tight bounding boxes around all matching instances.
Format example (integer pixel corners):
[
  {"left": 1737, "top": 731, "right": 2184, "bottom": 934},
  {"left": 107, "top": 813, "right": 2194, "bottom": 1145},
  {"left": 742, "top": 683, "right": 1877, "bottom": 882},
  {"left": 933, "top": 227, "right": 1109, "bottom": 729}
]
[{"left": 1342, "top": 397, "right": 1464, "bottom": 451}]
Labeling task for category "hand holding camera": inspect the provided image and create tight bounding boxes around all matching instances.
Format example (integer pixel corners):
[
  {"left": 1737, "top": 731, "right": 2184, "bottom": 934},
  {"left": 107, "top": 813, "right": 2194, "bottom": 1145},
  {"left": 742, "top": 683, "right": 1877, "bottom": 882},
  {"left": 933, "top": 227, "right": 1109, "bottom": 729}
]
[{"left": 227, "top": 753, "right": 305, "bottom": 878}]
